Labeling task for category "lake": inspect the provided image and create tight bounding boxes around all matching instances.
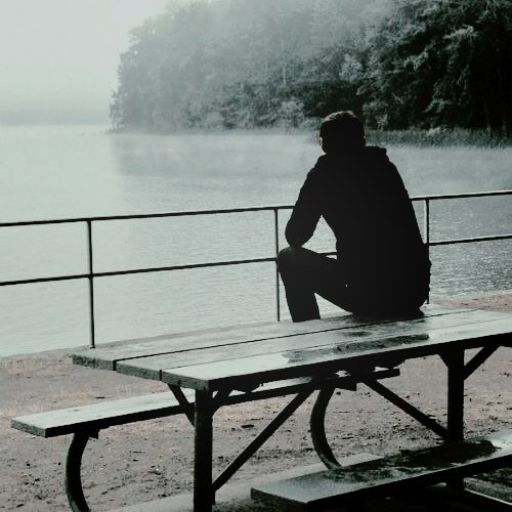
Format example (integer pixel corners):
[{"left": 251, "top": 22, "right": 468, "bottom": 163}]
[{"left": 0, "top": 125, "right": 511, "bottom": 357}]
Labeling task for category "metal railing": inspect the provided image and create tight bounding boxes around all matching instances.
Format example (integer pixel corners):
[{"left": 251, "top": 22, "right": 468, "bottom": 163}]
[{"left": 1, "top": 190, "right": 511, "bottom": 348}]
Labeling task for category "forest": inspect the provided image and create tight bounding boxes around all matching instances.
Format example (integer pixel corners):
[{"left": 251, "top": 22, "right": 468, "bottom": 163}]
[{"left": 110, "top": 0, "right": 512, "bottom": 134}]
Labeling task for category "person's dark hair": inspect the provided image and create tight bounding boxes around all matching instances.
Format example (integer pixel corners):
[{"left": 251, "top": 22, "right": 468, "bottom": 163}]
[{"left": 320, "top": 111, "right": 365, "bottom": 154}]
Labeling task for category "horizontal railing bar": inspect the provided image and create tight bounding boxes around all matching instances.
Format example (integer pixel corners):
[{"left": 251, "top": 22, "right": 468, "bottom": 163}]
[
  {"left": 411, "top": 190, "right": 512, "bottom": 202},
  {"left": 0, "top": 274, "right": 89, "bottom": 287},
  {"left": 0, "top": 218, "right": 86, "bottom": 228},
  {"left": 1, "top": 190, "right": 511, "bottom": 228},
  {"left": 0, "top": 258, "right": 280, "bottom": 287},
  {"left": 0, "top": 206, "right": 293, "bottom": 228},
  {"left": 0, "top": 233, "right": 508, "bottom": 287},
  {"left": 0, "top": 191, "right": 510, "bottom": 289},
  {"left": 429, "top": 234, "right": 512, "bottom": 247},
  {"left": 93, "top": 257, "right": 276, "bottom": 277}
]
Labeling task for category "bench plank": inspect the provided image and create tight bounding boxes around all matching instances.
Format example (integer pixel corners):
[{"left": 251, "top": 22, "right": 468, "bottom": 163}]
[
  {"left": 72, "top": 305, "right": 468, "bottom": 371},
  {"left": 12, "top": 368, "right": 401, "bottom": 439},
  {"left": 11, "top": 392, "right": 186, "bottom": 438},
  {"left": 160, "top": 316, "right": 512, "bottom": 391},
  {"left": 251, "top": 431, "right": 512, "bottom": 511},
  {"left": 116, "top": 308, "right": 500, "bottom": 381}
]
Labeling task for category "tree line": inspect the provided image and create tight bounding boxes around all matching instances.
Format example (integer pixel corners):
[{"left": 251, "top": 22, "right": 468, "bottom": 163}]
[{"left": 111, "top": 0, "right": 512, "bottom": 134}]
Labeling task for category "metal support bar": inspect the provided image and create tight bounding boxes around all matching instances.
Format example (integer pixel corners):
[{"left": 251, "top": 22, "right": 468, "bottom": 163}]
[
  {"left": 309, "top": 370, "right": 398, "bottom": 470},
  {"left": 1, "top": 189, "right": 511, "bottom": 228},
  {"left": 310, "top": 385, "right": 341, "bottom": 469},
  {"left": 430, "top": 233, "right": 512, "bottom": 246},
  {"left": 218, "top": 371, "right": 397, "bottom": 408},
  {"left": 213, "top": 388, "right": 232, "bottom": 410},
  {"left": 464, "top": 345, "right": 499, "bottom": 380},
  {"left": 193, "top": 390, "right": 215, "bottom": 511},
  {"left": 1, "top": 192, "right": 511, "bottom": 340},
  {"left": 424, "top": 198, "right": 430, "bottom": 247},
  {"left": 424, "top": 198, "right": 430, "bottom": 304},
  {"left": 362, "top": 379, "right": 449, "bottom": 439},
  {"left": 0, "top": 273, "right": 90, "bottom": 287},
  {"left": 274, "top": 208, "right": 281, "bottom": 322},
  {"left": 65, "top": 432, "right": 97, "bottom": 512},
  {"left": 213, "top": 388, "right": 314, "bottom": 492},
  {"left": 168, "top": 385, "right": 195, "bottom": 425},
  {"left": 90, "top": 256, "right": 277, "bottom": 278},
  {"left": 443, "top": 350, "right": 465, "bottom": 442},
  {"left": 86, "top": 221, "right": 95, "bottom": 349}
]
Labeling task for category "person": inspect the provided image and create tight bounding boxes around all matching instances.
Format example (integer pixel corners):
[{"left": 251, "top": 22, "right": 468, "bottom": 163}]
[{"left": 277, "top": 111, "right": 431, "bottom": 321}]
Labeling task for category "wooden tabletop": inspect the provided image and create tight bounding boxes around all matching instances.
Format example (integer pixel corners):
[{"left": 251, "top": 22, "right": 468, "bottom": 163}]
[{"left": 72, "top": 305, "right": 512, "bottom": 392}]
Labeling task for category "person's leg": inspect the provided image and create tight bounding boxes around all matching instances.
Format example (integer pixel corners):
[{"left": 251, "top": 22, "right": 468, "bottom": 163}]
[{"left": 277, "top": 246, "right": 349, "bottom": 322}]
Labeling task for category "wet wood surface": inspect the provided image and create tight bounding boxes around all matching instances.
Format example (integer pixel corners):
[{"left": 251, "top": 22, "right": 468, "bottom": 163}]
[
  {"left": 251, "top": 431, "right": 512, "bottom": 510},
  {"left": 72, "top": 304, "right": 464, "bottom": 370},
  {"left": 11, "top": 392, "right": 184, "bottom": 438},
  {"left": 161, "top": 316, "right": 512, "bottom": 391},
  {"left": 116, "top": 309, "right": 504, "bottom": 381},
  {"left": 71, "top": 306, "right": 512, "bottom": 393}
]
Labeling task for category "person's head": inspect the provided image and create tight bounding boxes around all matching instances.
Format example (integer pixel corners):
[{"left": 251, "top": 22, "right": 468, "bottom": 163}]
[{"left": 319, "top": 111, "right": 365, "bottom": 155}]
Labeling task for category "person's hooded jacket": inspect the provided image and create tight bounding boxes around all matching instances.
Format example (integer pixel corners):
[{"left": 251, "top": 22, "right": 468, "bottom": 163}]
[{"left": 285, "top": 146, "right": 431, "bottom": 312}]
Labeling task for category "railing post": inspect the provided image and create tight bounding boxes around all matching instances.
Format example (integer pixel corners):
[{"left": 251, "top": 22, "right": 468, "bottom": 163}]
[
  {"left": 423, "top": 198, "right": 430, "bottom": 248},
  {"left": 424, "top": 198, "right": 431, "bottom": 303},
  {"left": 86, "top": 220, "right": 96, "bottom": 348},
  {"left": 274, "top": 209, "right": 281, "bottom": 322}
]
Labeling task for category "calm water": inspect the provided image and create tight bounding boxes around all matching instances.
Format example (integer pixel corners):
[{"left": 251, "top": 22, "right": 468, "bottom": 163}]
[{"left": 1, "top": 125, "right": 511, "bottom": 357}]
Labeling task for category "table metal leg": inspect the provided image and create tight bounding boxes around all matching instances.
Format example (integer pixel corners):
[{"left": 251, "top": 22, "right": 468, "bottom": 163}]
[
  {"left": 444, "top": 348, "right": 466, "bottom": 491},
  {"left": 446, "top": 349, "right": 465, "bottom": 442},
  {"left": 194, "top": 390, "right": 214, "bottom": 511},
  {"left": 65, "top": 432, "right": 97, "bottom": 512},
  {"left": 310, "top": 384, "right": 341, "bottom": 469}
]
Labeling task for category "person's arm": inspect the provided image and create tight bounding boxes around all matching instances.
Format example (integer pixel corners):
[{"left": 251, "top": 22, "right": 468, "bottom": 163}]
[{"left": 285, "top": 170, "right": 322, "bottom": 247}]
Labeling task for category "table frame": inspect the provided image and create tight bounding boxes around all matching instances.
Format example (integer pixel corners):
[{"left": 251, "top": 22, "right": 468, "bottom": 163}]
[
  {"left": 68, "top": 308, "right": 511, "bottom": 512},
  {"left": 172, "top": 343, "right": 501, "bottom": 511}
]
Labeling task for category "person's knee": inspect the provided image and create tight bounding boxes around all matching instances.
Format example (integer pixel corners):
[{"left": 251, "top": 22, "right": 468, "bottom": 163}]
[{"left": 277, "top": 246, "right": 302, "bottom": 271}]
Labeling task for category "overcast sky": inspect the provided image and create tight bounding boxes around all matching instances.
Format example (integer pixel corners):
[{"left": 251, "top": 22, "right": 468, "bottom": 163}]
[{"left": 0, "top": 0, "right": 171, "bottom": 124}]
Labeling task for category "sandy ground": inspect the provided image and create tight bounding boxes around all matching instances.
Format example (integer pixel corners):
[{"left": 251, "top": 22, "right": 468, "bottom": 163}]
[{"left": 1, "top": 294, "right": 511, "bottom": 512}]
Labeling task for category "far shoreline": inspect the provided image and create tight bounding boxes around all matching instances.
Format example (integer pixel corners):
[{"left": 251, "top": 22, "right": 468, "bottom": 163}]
[
  {"left": 2, "top": 122, "right": 512, "bottom": 147},
  {"left": 110, "top": 126, "right": 512, "bottom": 148}
]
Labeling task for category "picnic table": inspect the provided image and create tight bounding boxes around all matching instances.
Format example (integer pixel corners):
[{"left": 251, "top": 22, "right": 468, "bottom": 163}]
[{"left": 13, "top": 304, "right": 512, "bottom": 511}]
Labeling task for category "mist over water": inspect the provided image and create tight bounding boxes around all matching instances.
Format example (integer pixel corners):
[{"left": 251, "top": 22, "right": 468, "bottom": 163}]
[
  {"left": 0, "top": 0, "right": 171, "bottom": 125},
  {"left": 0, "top": 126, "right": 511, "bottom": 357}
]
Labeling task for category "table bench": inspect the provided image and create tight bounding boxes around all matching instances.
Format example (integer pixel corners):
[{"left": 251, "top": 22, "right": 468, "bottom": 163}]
[
  {"left": 252, "top": 431, "right": 512, "bottom": 511},
  {"left": 12, "top": 370, "right": 399, "bottom": 511},
  {"left": 11, "top": 305, "right": 512, "bottom": 511}
]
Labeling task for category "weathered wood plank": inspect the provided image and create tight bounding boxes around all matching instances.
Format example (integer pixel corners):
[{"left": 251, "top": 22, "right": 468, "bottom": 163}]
[
  {"left": 251, "top": 431, "right": 512, "bottom": 511},
  {"left": 11, "top": 392, "right": 187, "bottom": 438},
  {"left": 72, "top": 305, "right": 466, "bottom": 370},
  {"left": 11, "top": 368, "right": 400, "bottom": 439},
  {"left": 161, "top": 316, "right": 512, "bottom": 391},
  {"left": 116, "top": 309, "right": 504, "bottom": 381}
]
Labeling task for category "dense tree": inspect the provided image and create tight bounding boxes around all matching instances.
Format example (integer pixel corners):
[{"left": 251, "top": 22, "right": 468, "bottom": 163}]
[
  {"left": 362, "top": 0, "right": 512, "bottom": 132},
  {"left": 111, "top": 0, "right": 512, "bottom": 133}
]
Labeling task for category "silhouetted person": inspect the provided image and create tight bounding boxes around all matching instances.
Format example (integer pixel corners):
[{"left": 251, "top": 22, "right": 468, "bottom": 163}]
[{"left": 278, "top": 111, "right": 431, "bottom": 321}]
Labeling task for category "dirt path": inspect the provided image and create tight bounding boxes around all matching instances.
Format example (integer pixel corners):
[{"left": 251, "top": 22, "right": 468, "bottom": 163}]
[{"left": 1, "top": 296, "right": 511, "bottom": 511}]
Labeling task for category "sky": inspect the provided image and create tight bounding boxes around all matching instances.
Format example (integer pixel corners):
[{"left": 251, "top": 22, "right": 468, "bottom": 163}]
[{"left": 0, "top": 0, "right": 172, "bottom": 124}]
